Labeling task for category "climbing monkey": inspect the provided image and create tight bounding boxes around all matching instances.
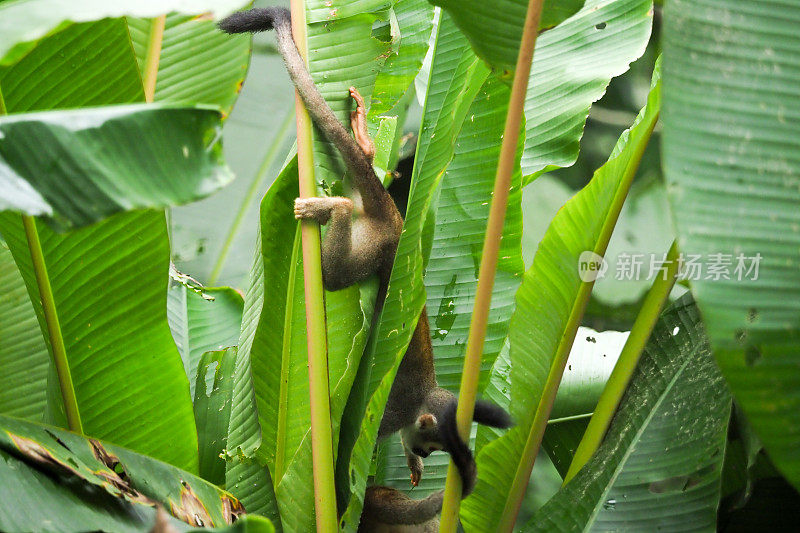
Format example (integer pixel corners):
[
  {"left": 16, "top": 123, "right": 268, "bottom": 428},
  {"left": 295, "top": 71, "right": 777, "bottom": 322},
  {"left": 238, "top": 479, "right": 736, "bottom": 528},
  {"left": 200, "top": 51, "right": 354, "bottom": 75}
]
[
  {"left": 219, "top": 7, "right": 402, "bottom": 302},
  {"left": 218, "top": 7, "right": 512, "bottom": 530}
]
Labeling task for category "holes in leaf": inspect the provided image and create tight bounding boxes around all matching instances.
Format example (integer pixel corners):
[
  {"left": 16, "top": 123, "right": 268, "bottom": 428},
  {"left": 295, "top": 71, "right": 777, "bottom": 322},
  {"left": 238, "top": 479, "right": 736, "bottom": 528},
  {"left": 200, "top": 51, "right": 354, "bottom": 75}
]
[{"left": 744, "top": 345, "right": 762, "bottom": 366}]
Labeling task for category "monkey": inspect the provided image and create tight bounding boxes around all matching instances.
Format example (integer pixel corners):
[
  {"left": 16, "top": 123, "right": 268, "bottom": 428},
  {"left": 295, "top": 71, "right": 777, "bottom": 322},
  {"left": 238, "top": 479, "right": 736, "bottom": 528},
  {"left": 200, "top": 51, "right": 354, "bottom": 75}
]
[
  {"left": 358, "top": 486, "right": 441, "bottom": 532},
  {"left": 378, "top": 306, "right": 512, "bottom": 491},
  {"left": 218, "top": 8, "right": 512, "bottom": 529},
  {"left": 219, "top": 7, "right": 402, "bottom": 307},
  {"left": 354, "top": 389, "right": 510, "bottom": 532},
  {"left": 352, "top": 309, "right": 510, "bottom": 532}
]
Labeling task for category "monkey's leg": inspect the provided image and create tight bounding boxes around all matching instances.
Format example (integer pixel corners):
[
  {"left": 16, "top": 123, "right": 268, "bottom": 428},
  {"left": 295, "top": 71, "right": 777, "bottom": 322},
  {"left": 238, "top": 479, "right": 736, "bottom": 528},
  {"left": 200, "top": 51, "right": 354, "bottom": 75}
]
[
  {"left": 294, "top": 196, "right": 369, "bottom": 290},
  {"left": 349, "top": 87, "right": 375, "bottom": 163},
  {"left": 294, "top": 196, "right": 353, "bottom": 225}
]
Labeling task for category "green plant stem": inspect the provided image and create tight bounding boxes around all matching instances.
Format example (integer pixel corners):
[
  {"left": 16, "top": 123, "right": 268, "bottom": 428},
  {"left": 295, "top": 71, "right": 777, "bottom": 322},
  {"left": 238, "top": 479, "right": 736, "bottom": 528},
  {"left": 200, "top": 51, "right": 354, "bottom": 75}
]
[
  {"left": 564, "top": 240, "right": 679, "bottom": 483},
  {"left": 0, "top": 89, "right": 81, "bottom": 433},
  {"left": 143, "top": 15, "right": 166, "bottom": 102},
  {"left": 496, "top": 109, "right": 660, "bottom": 533},
  {"left": 20, "top": 215, "right": 83, "bottom": 434},
  {"left": 209, "top": 110, "right": 295, "bottom": 285},
  {"left": 438, "top": 1, "right": 545, "bottom": 530},
  {"left": 290, "top": 0, "right": 337, "bottom": 530}
]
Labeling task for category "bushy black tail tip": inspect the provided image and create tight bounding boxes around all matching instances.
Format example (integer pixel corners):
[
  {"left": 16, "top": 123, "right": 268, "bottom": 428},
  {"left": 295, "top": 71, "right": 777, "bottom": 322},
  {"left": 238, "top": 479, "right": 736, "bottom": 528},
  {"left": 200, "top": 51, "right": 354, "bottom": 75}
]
[
  {"left": 440, "top": 400, "right": 477, "bottom": 497},
  {"left": 473, "top": 399, "right": 513, "bottom": 429},
  {"left": 217, "top": 7, "right": 290, "bottom": 34}
]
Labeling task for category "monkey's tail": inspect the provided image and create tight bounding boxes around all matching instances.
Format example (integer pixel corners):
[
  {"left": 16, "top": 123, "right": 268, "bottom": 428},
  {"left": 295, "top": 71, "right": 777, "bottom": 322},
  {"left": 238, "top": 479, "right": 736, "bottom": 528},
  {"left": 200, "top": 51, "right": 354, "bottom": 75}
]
[
  {"left": 439, "top": 399, "right": 478, "bottom": 497},
  {"left": 218, "top": 8, "right": 381, "bottom": 196},
  {"left": 361, "top": 486, "right": 443, "bottom": 526},
  {"left": 217, "top": 7, "right": 290, "bottom": 33},
  {"left": 439, "top": 398, "right": 514, "bottom": 497},
  {"left": 474, "top": 398, "right": 514, "bottom": 429}
]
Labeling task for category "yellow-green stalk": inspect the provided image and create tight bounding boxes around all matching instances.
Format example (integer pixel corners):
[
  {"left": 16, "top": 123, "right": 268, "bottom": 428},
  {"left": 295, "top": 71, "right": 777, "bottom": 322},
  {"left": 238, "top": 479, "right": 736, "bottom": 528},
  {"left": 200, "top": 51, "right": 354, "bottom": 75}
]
[
  {"left": 142, "top": 15, "right": 166, "bottom": 102},
  {"left": 564, "top": 240, "right": 679, "bottom": 483},
  {"left": 290, "top": 0, "right": 337, "bottom": 530},
  {"left": 496, "top": 101, "right": 660, "bottom": 533},
  {"left": 438, "top": 1, "right": 546, "bottom": 530},
  {"left": 21, "top": 215, "right": 83, "bottom": 433}
]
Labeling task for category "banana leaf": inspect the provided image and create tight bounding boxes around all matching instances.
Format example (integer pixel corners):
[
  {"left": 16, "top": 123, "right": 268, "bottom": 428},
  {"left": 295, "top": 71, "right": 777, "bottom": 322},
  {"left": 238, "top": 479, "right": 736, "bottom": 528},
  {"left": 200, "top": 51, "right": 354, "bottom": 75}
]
[{"left": 662, "top": 0, "right": 800, "bottom": 489}]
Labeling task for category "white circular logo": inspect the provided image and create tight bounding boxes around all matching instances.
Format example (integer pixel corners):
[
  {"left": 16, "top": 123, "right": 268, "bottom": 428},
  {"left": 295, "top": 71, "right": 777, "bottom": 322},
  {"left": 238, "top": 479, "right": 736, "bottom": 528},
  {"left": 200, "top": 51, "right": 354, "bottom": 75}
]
[{"left": 578, "top": 251, "right": 607, "bottom": 282}]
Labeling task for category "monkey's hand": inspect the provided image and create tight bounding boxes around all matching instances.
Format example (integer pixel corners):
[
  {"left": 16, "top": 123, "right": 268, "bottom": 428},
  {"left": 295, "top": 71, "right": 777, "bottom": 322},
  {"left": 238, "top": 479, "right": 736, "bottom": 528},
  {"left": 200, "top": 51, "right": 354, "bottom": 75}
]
[
  {"left": 294, "top": 197, "right": 353, "bottom": 225},
  {"left": 407, "top": 453, "right": 424, "bottom": 487},
  {"left": 349, "top": 87, "right": 375, "bottom": 163}
]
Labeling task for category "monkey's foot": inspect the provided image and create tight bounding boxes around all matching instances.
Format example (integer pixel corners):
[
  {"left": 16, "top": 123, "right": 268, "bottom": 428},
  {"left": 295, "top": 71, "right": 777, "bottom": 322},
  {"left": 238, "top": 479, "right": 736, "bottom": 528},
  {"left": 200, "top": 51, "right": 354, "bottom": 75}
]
[
  {"left": 349, "top": 87, "right": 376, "bottom": 162},
  {"left": 407, "top": 454, "right": 424, "bottom": 487},
  {"left": 294, "top": 196, "right": 353, "bottom": 224}
]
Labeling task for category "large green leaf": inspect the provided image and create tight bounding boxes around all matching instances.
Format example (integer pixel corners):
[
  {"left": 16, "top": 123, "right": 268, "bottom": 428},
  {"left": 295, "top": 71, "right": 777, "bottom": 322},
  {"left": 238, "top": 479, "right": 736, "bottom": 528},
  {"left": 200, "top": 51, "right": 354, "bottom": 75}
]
[
  {"left": 337, "top": 13, "right": 492, "bottom": 530},
  {"left": 0, "top": 0, "right": 248, "bottom": 65},
  {"left": 429, "top": 0, "right": 583, "bottom": 74},
  {"left": 0, "top": 242, "right": 48, "bottom": 421},
  {"left": 0, "top": 19, "right": 144, "bottom": 111},
  {"left": 542, "top": 327, "right": 627, "bottom": 477},
  {"left": 521, "top": 0, "right": 653, "bottom": 181},
  {"left": 194, "top": 347, "right": 238, "bottom": 487},
  {"left": 368, "top": 0, "right": 435, "bottom": 116},
  {"left": 0, "top": 447, "right": 188, "bottom": 533},
  {"left": 0, "top": 0, "right": 243, "bottom": 476},
  {"left": 425, "top": 74, "right": 524, "bottom": 393},
  {"left": 549, "top": 327, "right": 628, "bottom": 420},
  {"left": 167, "top": 284, "right": 243, "bottom": 397},
  {"left": 462, "top": 61, "right": 661, "bottom": 530},
  {"left": 0, "top": 105, "right": 233, "bottom": 229},
  {"left": 127, "top": 13, "right": 251, "bottom": 116},
  {"left": 0, "top": 211, "right": 199, "bottom": 473},
  {"left": 662, "top": 0, "right": 800, "bottom": 489},
  {"left": 306, "top": 0, "right": 391, "bottom": 24},
  {"left": 526, "top": 296, "right": 731, "bottom": 531},
  {"left": 0, "top": 414, "right": 263, "bottom": 532},
  {"left": 591, "top": 178, "right": 676, "bottom": 306},
  {"left": 224, "top": 160, "right": 298, "bottom": 524}
]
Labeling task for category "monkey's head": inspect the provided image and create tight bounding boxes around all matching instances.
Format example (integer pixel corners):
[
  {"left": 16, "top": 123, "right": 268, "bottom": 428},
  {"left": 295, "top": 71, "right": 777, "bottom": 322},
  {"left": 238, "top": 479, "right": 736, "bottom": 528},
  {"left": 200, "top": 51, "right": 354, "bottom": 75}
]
[
  {"left": 402, "top": 413, "right": 443, "bottom": 458},
  {"left": 400, "top": 388, "right": 456, "bottom": 457}
]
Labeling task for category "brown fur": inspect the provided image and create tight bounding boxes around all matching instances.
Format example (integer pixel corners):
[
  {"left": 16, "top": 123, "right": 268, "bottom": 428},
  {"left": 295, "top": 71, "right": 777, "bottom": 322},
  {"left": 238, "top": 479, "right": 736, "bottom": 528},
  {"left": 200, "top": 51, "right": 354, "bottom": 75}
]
[{"left": 358, "top": 487, "right": 440, "bottom": 533}]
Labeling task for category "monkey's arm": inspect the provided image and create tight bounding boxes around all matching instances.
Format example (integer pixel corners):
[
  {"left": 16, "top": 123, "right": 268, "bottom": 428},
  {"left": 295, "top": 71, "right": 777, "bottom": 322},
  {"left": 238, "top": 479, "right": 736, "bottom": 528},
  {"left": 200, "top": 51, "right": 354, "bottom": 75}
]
[{"left": 399, "top": 430, "right": 425, "bottom": 487}]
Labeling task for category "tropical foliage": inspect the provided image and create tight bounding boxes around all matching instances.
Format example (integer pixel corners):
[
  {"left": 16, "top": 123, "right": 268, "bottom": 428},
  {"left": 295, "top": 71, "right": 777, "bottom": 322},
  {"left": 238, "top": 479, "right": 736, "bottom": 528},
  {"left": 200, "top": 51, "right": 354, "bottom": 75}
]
[{"left": 0, "top": 0, "right": 798, "bottom": 531}]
